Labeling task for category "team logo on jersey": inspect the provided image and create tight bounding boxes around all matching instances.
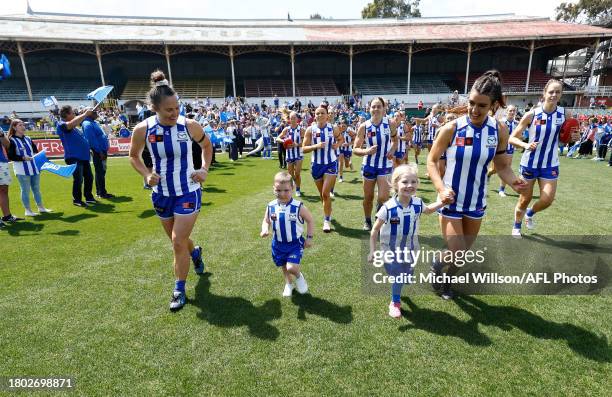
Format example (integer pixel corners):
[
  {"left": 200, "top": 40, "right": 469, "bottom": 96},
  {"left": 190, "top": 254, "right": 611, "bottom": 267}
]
[
  {"left": 177, "top": 131, "right": 189, "bottom": 142},
  {"left": 270, "top": 213, "right": 278, "bottom": 221},
  {"left": 465, "top": 137, "right": 474, "bottom": 146},
  {"left": 389, "top": 217, "right": 401, "bottom": 225},
  {"left": 149, "top": 134, "right": 163, "bottom": 143},
  {"left": 539, "top": 119, "right": 547, "bottom": 125},
  {"left": 486, "top": 136, "right": 497, "bottom": 147},
  {"left": 315, "top": 132, "right": 321, "bottom": 138},
  {"left": 456, "top": 137, "right": 465, "bottom": 146},
  {"left": 555, "top": 119, "right": 564, "bottom": 125},
  {"left": 288, "top": 213, "right": 298, "bottom": 221}
]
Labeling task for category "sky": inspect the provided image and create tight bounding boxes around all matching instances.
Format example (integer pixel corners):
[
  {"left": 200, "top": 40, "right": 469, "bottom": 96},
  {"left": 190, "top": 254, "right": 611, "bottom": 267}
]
[{"left": 1, "top": 0, "right": 565, "bottom": 20}]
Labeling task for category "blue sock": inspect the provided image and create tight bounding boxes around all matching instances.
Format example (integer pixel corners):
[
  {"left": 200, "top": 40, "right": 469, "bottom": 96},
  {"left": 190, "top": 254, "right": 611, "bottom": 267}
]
[
  {"left": 191, "top": 247, "right": 200, "bottom": 261},
  {"left": 526, "top": 208, "right": 535, "bottom": 217},
  {"left": 324, "top": 216, "right": 331, "bottom": 222},
  {"left": 175, "top": 280, "right": 186, "bottom": 293},
  {"left": 514, "top": 222, "right": 522, "bottom": 229},
  {"left": 296, "top": 187, "right": 301, "bottom": 192},
  {"left": 391, "top": 282, "right": 403, "bottom": 303}
]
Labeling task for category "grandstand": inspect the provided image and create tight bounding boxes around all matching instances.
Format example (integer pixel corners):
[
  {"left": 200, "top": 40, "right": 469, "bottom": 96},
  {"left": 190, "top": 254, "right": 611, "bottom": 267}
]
[{"left": 0, "top": 12, "right": 610, "bottom": 115}]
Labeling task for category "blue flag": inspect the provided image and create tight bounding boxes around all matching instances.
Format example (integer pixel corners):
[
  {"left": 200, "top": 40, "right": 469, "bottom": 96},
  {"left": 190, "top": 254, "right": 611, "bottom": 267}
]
[
  {"left": 220, "top": 112, "right": 228, "bottom": 123},
  {"left": 33, "top": 150, "right": 76, "bottom": 178},
  {"left": 87, "top": 85, "right": 114, "bottom": 103},
  {"left": 0, "top": 54, "right": 11, "bottom": 80},
  {"left": 40, "top": 96, "right": 58, "bottom": 108}
]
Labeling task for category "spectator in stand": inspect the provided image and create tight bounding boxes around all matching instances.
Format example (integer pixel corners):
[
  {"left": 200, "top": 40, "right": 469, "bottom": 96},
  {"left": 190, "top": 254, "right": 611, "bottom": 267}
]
[
  {"left": 56, "top": 105, "right": 97, "bottom": 207},
  {"left": 0, "top": 126, "right": 23, "bottom": 227},
  {"left": 7, "top": 119, "right": 52, "bottom": 217},
  {"left": 82, "top": 111, "right": 114, "bottom": 199}
]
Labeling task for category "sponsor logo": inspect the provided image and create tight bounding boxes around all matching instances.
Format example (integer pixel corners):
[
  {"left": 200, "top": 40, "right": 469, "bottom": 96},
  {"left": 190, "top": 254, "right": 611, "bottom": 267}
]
[{"left": 390, "top": 217, "right": 401, "bottom": 225}]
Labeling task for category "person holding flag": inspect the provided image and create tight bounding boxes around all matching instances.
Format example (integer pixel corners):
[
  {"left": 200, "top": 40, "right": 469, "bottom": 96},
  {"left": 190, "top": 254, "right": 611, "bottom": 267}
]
[
  {"left": 7, "top": 119, "right": 52, "bottom": 216},
  {"left": 57, "top": 105, "right": 97, "bottom": 207}
]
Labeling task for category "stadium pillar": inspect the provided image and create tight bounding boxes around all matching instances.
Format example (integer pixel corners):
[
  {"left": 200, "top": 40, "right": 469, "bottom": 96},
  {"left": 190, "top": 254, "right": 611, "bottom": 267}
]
[
  {"left": 349, "top": 45, "right": 353, "bottom": 97},
  {"left": 95, "top": 43, "right": 106, "bottom": 86},
  {"left": 525, "top": 40, "right": 535, "bottom": 93},
  {"left": 407, "top": 44, "right": 412, "bottom": 95},
  {"left": 464, "top": 42, "right": 472, "bottom": 95},
  {"left": 164, "top": 44, "right": 173, "bottom": 86},
  {"left": 588, "top": 38, "right": 600, "bottom": 86},
  {"left": 291, "top": 46, "right": 296, "bottom": 98},
  {"left": 561, "top": 53, "right": 569, "bottom": 81},
  {"left": 16, "top": 42, "right": 33, "bottom": 102},
  {"left": 230, "top": 46, "right": 237, "bottom": 98}
]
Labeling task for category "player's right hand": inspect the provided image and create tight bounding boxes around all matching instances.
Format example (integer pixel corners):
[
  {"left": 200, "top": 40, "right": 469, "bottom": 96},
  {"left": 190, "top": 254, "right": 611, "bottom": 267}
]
[
  {"left": 146, "top": 172, "right": 160, "bottom": 186},
  {"left": 526, "top": 141, "right": 538, "bottom": 151},
  {"left": 260, "top": 229, "right": 269, "bottom": 238},
  {"left": 440, "top": 187, "right": 455, "bottom": 204},
  {"left": 304, "top": 239, "right": 313, "bottom": 248}
]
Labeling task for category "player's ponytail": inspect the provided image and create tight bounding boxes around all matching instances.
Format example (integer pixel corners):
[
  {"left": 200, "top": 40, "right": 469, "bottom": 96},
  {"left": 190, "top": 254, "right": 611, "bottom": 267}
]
[
  {"left": 472, "top": 69, "right": 506, "bottom": 109},
  {"left": 148, "top": 70, "right": 176, "bottom": 109}
]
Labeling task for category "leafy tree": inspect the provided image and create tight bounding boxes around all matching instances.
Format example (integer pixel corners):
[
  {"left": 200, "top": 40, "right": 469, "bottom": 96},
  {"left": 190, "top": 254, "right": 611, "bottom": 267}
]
[
  {"left": 556, "top": 0, "right": 612, "bottom": 27},
  {"left": 361, "top": 0, "right": 421, "bottom": 19}
]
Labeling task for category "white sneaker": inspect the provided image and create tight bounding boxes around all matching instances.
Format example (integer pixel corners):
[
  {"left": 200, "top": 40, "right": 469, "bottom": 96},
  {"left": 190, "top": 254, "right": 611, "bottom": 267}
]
[
  {"left": 37, "top": 207, "right": 53, "bottom": 213},
  {"left": 498, "top": 190, "right": 507, "bottom": 197},
  {"left": 511, "top": 228, "right": 522, "bottom": 239},
  {"left": 525, "top": 215, "right": 535, "bottom": 230},
  {"left": 282, "top": 283, "right": 294, "bottom": 297},
  {"left": 24, "top": 209, "right": 39, "bottom": 217},
  {"left": 339, "top": 177, "right": 344, "bottom": 183},
  {"left": 323, "top": 220, "right": 331, "bottom": 233},
  {"left": 388, "top": 302, "right": 401, "bottom": 318},
  {"left": 330, "top": 191, "right": 335, "bottom": 198},
  {"left": 295, "top": 190, "right": 302, "bottom": 197},
  {"left": 295, "top": 274, "right": 308, "bottom": 294}
]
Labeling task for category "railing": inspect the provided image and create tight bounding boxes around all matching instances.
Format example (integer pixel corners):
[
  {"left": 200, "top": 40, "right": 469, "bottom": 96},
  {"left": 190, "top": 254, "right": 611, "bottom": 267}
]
[{"left": 584, "top": 86, "right": 612, "bottom": 96}]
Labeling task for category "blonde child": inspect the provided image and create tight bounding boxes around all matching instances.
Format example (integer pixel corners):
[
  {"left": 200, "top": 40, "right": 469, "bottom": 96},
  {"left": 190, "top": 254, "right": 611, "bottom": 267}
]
[
  {"left": 368, "top": 164, "right": 445, "bottom": 318},
  {"left": 261, "top": 172, "right": 314, "bottom": 296}
]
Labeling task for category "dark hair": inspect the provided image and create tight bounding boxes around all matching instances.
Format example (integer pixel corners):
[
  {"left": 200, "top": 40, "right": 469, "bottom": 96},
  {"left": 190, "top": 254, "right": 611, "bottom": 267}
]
[
  {"left": 543, "top": 78, "right": 563, "bottom": 93},
  {"left": 471, "top": 70, "right": 505, "bottom": 109},
  {"left": 372, "top": 96, "right": 386, "bottom": 108},
  {"left": 148, "top": 70, "right": 176, "bottom": 108},
  {"left": 59, "top": 105, "right": 73, "bottom": 120}
]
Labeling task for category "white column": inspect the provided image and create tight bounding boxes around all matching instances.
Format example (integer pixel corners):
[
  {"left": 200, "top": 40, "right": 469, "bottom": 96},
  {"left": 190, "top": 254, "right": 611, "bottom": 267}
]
[
  {"left": 17, "top": 42, "right": 32, "bottom": 101},
  {"left": 464, "top": 42, "right": 472, "bottom": 95},
  {"left": 230, "top": 46, "right": 237, "bottom": 98},
  {"left": 291, "top": 45, "right": 296, "bottom": 97},
  {"left": 164, "top": 44, "right": 173, "bottom": 86},
  {"left": 349, "top": 45, "right": 353, "bottom": 97},
  {"left": 95, "top": 43, "right": 106, "bottom": 86},
  {"left": 588, "top": 38, "right": 600, "bottom": 85},
  {"left": 407, "top": 44, "right": 412, "bottom": 95},
  {"left": 525, "top": 40, "right": 535, "bottom": 93},
  {"left": 561, "top": 53, "right": 569, "bottom": 82}
]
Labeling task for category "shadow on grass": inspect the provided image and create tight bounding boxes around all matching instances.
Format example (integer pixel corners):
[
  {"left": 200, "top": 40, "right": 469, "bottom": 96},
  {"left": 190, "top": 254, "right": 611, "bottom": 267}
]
[
  {"left": 60, "top": 213, "right": 98, "bottom": 223},
  {"left": 202, "top": 186, "right": 227, "bottom": 194},
  {"left": 52, "top": 229, "right": 80, "bottom": 236},
  {"left": 105, "top": 195, "right": 133, "bottom": 203},
  {"left": 398, "top": 297, "right": 492, "bottom": 346},
  {"left": 332, "top": 192, "right": 362, "bottom": 201},
  {"left": 331, "top": 219, "right": 366, "bottom": 239},
  {"left": 453, "top": 295, "right": 612, "bottom": 362},
  {"left": 291, "top": 293, "right": 353, "bottom": 324},
  {"left": 86, "top": 203, "right": 116, "bottom": 213},
  {"left": 193, "top": 273, "right": 281, "bottom": 341},
  {"left": 4, "top": 221, "right": 45, "bottom": 236},
  {"left": 138, "top": 209, "right": 156, "bottom": 219}
]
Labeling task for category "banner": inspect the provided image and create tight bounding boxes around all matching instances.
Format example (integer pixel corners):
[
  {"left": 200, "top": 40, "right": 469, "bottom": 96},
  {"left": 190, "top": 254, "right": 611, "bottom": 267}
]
[
  {"left": 87, "top": 85, "right": 114, "bottom": 103},
  {"left": 40, "top": 96, "right": 58, "bottom": 108},
  {"left": 33, "top": 150, "right": 76, "bottom": 178},
  {"left": 34, "top": 138, "right": 132, "bottom": 157}
]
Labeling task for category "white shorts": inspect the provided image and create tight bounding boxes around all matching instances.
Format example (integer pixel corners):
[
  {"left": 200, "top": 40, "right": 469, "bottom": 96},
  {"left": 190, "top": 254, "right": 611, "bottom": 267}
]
[{"left": 0, "top": 162, "right": 12, "bottom": 185}]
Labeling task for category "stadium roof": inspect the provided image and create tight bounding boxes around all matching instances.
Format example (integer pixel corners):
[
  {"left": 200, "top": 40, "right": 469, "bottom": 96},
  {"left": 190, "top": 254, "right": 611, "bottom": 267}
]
[{"left": 0, "top": 13, "right": 610, "bottom": 45}]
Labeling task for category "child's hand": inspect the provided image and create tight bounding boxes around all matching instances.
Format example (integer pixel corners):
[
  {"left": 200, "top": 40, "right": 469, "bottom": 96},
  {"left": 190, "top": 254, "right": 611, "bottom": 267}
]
[
  {"left": 440, "top": 188, "right": 455, "bottom": 204},
  {"left": 304, "top": 239, "right": 313, "bottom": 248},
  {"left": 367, "top": 251, "right": 374, "bottom": 263},
  {"left": 260, "top": 229, "right": 269, "bottom": 238}
]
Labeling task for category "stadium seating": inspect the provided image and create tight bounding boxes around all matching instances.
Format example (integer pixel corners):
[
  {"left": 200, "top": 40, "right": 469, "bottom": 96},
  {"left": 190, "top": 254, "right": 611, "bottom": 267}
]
[
  {"left": 121, "top": 78, "right": 226, "bottom": 100},
  {"left": 460, "top": 70, "right": 557, "bottom": 92},
  {"left": 0, "top": 78, "right": 100, "bottom": 101},
  {"left": 0, "top": 79, "right": 30, "bottom": 101},
  {"left": 244, "top": 79, "right": 340, "bottom": 97},
  {"left": 353, "top": 75, "right": 451, "bottom": 95}
]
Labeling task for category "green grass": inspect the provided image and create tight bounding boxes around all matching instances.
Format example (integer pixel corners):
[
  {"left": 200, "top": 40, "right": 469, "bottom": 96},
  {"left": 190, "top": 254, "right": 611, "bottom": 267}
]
[{"left": 1, "top": 153, "right": 611, "bottom": 396}]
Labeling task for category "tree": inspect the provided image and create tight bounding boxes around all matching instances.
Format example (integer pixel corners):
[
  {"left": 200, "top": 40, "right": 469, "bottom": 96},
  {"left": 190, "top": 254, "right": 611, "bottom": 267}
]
[
  {"left": 361, "top": 0, "right": 421, "bottom": 19},
  {"left": 310, "top": 13, "right": 323, "bottom": 19},
  {"left": 556, "top": 0, "right": 612, "bottom": 27}
]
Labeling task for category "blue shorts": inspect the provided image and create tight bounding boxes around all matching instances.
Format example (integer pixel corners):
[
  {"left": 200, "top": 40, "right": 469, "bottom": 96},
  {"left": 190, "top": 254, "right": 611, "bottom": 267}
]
[
  {"left": 263, "top": 137, "right": 271, "bottom": 147},
  {"left": 361, "top": 164, "right": 392, "bottom": 180},
  {"left": 426, "top": 139, "right": 433, "bottom": 145},
  {"left": 152, "top": 189, "right": 202, "bottom": 219},
  {"left": 339, "top": 149, "right": 352, "bottom": 158},
  {"left": 272, "top": 239, "right": 304, "bottom": 267},
  {"left": 394, "top": 151, "right": 406, "bottom": 160},
  {"left": 286, "top": 157, "right": 303, "bottom": 164},
  {"left": 311, "top": 162, "right": 338, "bottom": 180},
  {"left": 438, "top": 207, "right": 485, "bottom": 220},
  {"left": 507, "top": 146, "right": 515, "bottom": 155},
  {"left": 412, "top": 142, "right": 422, "bottom": 149},
  {"left": 519, "top": 165, "right": 559, "bottom": 180}
]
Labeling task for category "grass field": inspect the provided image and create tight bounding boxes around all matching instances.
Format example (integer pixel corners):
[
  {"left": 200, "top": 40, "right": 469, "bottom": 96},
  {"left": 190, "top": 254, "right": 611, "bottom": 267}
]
[{"left": 1, "top": 152, "right": 611, "bottom": 396}]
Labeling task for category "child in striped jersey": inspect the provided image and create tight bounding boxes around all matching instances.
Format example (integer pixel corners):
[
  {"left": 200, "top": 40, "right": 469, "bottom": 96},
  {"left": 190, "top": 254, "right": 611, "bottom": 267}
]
[
  {"left": 261, "top": 172, "right": 315, "bottom": 297},
  {"left": 368, "top": 164, "right": 445, "bottom": 318}
]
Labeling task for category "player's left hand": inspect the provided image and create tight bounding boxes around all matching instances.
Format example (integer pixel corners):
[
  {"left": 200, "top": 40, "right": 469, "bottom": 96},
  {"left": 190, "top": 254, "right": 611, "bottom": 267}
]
[
  {"left": 304, "top": 239, "right": 313, "bottom": 248},
  {"left": 511, "top": 177, "right": 529, "bottom": 193},
  {"left": 191, "top": 169, "right": 208, "bottom": 183}
]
